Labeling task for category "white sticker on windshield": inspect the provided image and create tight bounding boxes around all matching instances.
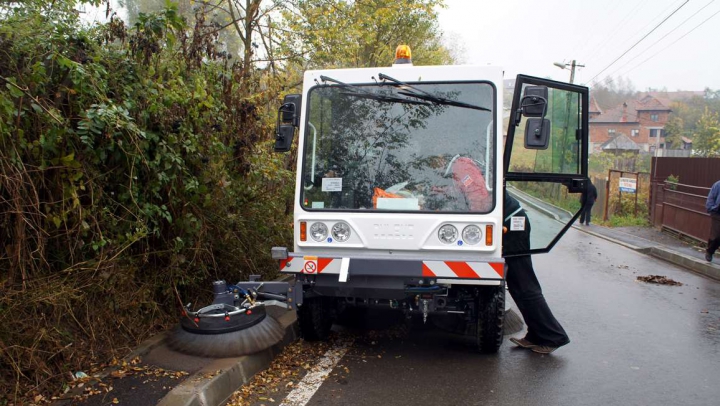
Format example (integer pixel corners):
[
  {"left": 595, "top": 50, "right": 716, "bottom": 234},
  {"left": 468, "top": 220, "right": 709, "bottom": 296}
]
[
  {"left": 322, "top": 178, "right": 342, "bottom": 192},
  {"left": 311, "top": 201, "right": 325, "bottom": 209},
  {"left": 510, "top": 216, "right": 525, "bottom": 231}
]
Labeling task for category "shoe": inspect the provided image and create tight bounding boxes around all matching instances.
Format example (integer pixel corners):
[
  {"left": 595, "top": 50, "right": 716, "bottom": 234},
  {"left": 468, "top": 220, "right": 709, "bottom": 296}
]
[
  {"left": 531, "top": 345, "right": 558, "bottom": 354},
  {"left": 706, "top": 252, "right": 713, "bottom": 262},
  {"left": 509, "top": 337, "right": 538, "bottom": 349}
]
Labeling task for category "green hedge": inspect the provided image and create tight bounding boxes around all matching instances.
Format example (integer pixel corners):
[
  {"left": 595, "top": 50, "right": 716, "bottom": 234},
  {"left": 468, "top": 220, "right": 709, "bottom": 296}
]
[{"left": 0, "top": 3, "right": 293, "bottom": 400}]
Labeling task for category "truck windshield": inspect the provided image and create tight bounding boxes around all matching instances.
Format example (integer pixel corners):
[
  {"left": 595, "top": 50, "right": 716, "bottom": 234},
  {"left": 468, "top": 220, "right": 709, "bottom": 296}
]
[{"left": 301, "top": 81, "right": 495, "bottom": 213}]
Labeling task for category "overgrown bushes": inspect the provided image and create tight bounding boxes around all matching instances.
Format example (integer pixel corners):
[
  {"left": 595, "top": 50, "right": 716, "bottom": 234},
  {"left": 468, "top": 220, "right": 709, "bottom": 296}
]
[{"left": 0, "top": 3, "right": 294, "bottom": 400}]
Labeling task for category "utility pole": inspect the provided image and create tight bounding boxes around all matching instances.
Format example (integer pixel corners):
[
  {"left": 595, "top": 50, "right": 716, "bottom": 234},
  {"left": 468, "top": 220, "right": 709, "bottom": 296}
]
[
  {"left": 553, "top": 60, "right": 585, "bottom": 84},
  {"left": 551, "top": 59, "right": 585, "bottom": 182}
]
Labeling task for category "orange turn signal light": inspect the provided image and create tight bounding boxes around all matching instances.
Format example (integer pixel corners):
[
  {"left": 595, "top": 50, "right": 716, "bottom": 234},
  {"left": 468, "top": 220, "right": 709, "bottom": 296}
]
[
  {"left": 486, "top": 225, "right": 494, "bottom": 246},
  {"left": 300, "top": 221, "right": 307, "bottom": 241}
]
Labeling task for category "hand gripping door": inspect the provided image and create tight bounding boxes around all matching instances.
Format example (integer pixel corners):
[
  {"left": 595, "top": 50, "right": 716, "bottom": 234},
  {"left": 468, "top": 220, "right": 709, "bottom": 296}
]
[{"left": 503, "top": 75, "right": 589, "bottom": 255}]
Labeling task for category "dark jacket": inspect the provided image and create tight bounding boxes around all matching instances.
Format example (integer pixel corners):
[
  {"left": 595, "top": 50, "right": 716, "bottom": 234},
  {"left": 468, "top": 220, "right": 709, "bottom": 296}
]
[
  {"left": 581, "top": 182, "right": 598, "bottom": 205},
  {"left": 707, "top": 180, "right": 720, "bottom": 214},
  {"left": 503, "top": 190, "right": 522, "bottom": 219},
  {"left": 502, "top": 191, "right": 527, "bottom": 257}
]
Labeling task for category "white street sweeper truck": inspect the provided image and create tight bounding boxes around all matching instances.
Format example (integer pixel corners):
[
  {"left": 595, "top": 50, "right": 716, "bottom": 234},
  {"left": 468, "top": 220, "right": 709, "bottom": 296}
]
[{"left": 168, "top": 45, "right": 590, "bottom": 357}]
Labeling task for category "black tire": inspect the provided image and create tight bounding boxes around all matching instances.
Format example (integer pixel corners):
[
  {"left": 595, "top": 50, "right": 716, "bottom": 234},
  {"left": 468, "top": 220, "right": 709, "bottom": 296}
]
[
  {"left": 476, "top": 282, "right": 505, "bottom": 353},
  {"left": 298, "top": 297, "right": 334, "bottom": 341}
]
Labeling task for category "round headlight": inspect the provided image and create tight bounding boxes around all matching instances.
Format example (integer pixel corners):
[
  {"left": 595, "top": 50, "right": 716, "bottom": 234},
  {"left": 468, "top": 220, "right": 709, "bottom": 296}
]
[
  {"left": 462, "top": 225, "right": 482, "bottom": 245},
  {"left": 438, "top": 224, "right": 458, "bottom": 244},
  {"left": 331, "top": 222, "right": 351, "bottom": 242},
  {"left": 309, "top": 222, "right": 328, "bottom": 242}
]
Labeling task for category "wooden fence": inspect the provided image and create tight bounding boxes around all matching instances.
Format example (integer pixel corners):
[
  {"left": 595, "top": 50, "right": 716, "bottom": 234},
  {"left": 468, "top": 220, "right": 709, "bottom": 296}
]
[{"left": 649, "top": 157, "right": 718, "bottom": 243}]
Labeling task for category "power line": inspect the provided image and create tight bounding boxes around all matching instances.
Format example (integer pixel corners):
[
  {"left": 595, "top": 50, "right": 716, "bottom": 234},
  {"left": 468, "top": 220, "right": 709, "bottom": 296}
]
[
  {"left": 570, "top": 0, "right": 627, "bottom": 59},
  {"left": 622, "top": 6, "right": 720, "bottom": 78},
  {"left": 584, "top": 0, "right": 690, "bottom": 85},
  {"left": 603, "top": 0, "right": 717, "bottom": 82},
  {"left": 623, "top": 0, "right": 689, "bottom": 48},
  {"left": 591, "top": 4, "right": 720, "bottom": 90},
  {"left": 579, "top": 0, "right": 652, "bottom": 64}
]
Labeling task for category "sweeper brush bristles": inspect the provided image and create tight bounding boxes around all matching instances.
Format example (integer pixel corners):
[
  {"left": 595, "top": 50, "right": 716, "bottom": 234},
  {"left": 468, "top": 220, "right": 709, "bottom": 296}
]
[{"left": 166, "top": 315, "right": 285, "bottom": 358}]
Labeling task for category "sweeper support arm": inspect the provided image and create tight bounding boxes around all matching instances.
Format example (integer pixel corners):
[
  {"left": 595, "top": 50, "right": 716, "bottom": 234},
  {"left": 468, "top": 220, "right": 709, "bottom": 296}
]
[{"left": 199, "top": 277, "right": 303, "bottom": 311}]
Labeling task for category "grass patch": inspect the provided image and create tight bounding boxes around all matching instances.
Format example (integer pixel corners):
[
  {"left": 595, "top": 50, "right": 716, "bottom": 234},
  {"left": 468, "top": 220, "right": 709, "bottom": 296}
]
[{"left": 600, "top": 215, "right": 650, "bottom": 228}]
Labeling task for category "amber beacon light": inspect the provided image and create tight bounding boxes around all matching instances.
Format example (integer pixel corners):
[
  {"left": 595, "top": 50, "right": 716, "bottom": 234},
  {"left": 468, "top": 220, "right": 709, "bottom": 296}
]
[{"left": 394, "top": 45, "right": 412, "bottom": 64}]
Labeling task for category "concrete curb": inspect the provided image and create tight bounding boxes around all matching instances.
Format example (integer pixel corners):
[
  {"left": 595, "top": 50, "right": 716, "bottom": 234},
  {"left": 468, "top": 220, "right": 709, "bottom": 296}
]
[
  {"left": 646, "top": 247, "right": 720, "bottom": 281},
  {"left": 572, "top": 225, "right": 644, "bottom": 251},
  {"left": 125, "top": 331, "right": 169, "bottom": 362},
  {"left": 574, "top": 225, "right": 720, "bottom": 281}
]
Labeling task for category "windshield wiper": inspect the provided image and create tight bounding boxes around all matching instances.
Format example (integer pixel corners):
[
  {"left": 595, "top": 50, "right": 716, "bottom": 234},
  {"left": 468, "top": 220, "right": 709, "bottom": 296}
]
[
  {"left": 338, "top": 91, "right": 432, "bottom": 106},
  {"left": 320, "top": 75, "right": 431, "bottom": 106},
  {"left": 377, "top": 73, "right": 491, "bottom": 112}
]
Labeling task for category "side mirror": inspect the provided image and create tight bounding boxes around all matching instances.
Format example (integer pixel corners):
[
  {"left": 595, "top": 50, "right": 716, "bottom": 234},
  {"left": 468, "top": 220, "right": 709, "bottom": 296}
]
[
  {"left": 518, "top": 86, "right": 550, "bottom": 150},
  {"left": 281, "top": 94, "right": 302, "bottom": 126},
  {"left": 275, "top": 125, "right": 295, "bottom": 152},
  {"left": 521, "top": 86, "right": 548, "bottom": 117},
  {"left": 525, "top": 118, "right": 551, "bottom": 150},
  {"left": 274, "top": 94, "right": 302, "bottom": 153}
]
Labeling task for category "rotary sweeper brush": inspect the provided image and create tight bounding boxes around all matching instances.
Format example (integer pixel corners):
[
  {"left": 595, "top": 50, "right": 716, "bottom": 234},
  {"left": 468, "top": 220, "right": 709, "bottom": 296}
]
[{"left": 167, "top": 277, "right": 303, "bottom": 357}]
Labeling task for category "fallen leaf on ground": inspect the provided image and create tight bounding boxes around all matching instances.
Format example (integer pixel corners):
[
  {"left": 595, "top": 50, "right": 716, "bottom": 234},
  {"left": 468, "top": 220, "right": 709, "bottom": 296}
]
[{"left": 636, "top": 275, "right": 682, "bottom": 286}]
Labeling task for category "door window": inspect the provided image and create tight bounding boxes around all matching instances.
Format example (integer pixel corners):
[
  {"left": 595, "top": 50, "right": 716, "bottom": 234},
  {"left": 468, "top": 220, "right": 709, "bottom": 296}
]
[{"left": 504, "top": 75, "right": 589, "bottom": 255}]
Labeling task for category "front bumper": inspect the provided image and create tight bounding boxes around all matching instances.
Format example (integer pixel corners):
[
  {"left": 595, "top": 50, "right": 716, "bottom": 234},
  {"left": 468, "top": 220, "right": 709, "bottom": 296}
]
[{"left": 278, "top": 252, "right": 505, "bottom": 283}]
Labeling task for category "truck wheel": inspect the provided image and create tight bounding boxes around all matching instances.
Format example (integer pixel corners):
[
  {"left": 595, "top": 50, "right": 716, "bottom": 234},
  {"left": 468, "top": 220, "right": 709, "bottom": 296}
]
[
  {"left": 298, "top": 297, "right": 334, "bottom": 341},
  {"left": 476, "top": 283, "right": 505, "bottom": 353}
]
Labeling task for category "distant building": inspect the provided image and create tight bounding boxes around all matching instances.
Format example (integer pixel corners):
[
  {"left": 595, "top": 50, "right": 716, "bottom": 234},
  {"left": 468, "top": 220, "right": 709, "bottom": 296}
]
[
  {"left": 589, "top": 96, "right": 602, "bottom": 120},
  {"left": 589, "top": 91, "right": 704, "bottom": 155},
  {"left": 600, "top": 133, "right": 640, "bottom": 155},
  {"left": 589, "top": 94, "right": 671, "bottom": 154}
]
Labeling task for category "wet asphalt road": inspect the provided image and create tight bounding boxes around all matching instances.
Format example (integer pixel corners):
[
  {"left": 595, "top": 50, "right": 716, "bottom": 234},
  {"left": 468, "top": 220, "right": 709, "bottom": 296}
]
[{"left": 302, "top": 227, "right": 720, "bottom": 406}]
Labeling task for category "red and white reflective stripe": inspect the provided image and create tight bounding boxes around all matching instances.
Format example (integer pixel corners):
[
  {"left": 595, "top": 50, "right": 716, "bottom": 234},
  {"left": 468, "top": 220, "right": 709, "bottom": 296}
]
[
  {"left": 280, "top": 257, "right": 341, "bottom": 274},
  {"left": 280, "top": 257, "right": 503, "bottom": 279},
  {"left": 422, "top": 261, "right": 504, "bottom": 279}
]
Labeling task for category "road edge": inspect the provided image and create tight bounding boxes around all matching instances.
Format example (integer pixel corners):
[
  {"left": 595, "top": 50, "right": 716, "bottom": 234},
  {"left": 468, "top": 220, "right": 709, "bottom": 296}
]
[{"left": 574, "top": 225, "right": 720, "bottom": 281}]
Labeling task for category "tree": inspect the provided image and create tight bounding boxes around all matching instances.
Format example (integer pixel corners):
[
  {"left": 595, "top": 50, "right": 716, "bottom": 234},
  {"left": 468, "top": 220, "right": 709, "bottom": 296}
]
[
  {"left": 590, "top": 76, "right": 637, "bottom": 111},
  {"left": 664, "top": 116, "right": 685, "bottom": 149},
  {"left": 281, "top": 0, "right": 453, "bottom": 69},
  {"left": 693, "top": 107, "right": 720, "bottom": 157},
  {"left": 0, "top": 1, "right": 295, "bottom": 399},
  {"left": 118, "top": 0, "right": 287, "bottom": 80},
  {"left": 668, "top": 90, "right": 720, "bottom": 139}
]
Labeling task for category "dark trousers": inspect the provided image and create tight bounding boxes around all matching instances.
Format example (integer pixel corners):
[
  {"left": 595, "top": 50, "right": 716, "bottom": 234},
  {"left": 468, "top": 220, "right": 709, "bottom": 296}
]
[
  {"left": 579, "top": 203, "right": 594, "bottom": 224},
  {"left": 709, "top": 213, "right": 720, "bottom": 256},
  {"left": 504, "top": 212, "right": 570, "bottom": 347}
]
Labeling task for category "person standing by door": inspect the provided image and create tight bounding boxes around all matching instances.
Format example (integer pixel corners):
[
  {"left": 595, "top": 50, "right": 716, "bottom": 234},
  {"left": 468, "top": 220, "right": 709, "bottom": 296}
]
[
  {"left": 706, "top": 180, "right": 720, "bottom": 262},
  {"left": 579, "top": 180, "right": 598, "bottom": 225},
  {"left": 504, "top": 191, "right": 570, "bottom": 354}
]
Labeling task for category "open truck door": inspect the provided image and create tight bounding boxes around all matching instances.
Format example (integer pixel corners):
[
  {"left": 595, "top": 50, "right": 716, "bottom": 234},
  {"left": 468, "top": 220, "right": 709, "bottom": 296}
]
[{"left": 504, "top": 75, "right": 589, "bottom": 256}]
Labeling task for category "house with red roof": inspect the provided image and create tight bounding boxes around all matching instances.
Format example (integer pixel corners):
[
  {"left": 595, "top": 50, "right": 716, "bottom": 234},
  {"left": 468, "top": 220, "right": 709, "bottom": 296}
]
[{"left": 589, "top": 94, "right": 673, "bottom": 154}]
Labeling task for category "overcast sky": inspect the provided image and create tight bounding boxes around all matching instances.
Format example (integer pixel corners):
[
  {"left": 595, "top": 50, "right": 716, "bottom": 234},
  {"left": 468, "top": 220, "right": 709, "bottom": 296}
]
[
  {"left": 438, "top": 0, "right": 720, "bottom": 91},
  {"left": 81, "top": 0, "right": 720, "bottom": 91}
]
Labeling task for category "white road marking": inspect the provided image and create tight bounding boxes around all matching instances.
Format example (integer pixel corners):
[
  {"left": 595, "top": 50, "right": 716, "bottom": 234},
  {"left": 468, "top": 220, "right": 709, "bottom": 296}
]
[{"left": 280, "top": 341, "right": 351, "bottom": 406}]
